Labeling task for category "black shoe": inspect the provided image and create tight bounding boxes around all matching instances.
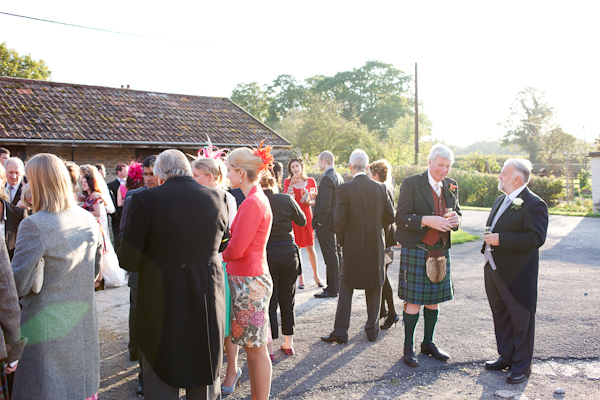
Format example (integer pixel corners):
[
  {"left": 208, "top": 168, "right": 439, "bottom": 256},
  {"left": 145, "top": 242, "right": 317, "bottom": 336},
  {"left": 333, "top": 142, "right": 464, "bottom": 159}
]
[
  {"left": 485, "top": 356, "right": 511, "bottom": 371},
  {"left": 421, "top": 342, "right": 450, "bottom": 361},
  {"left": 506, "top": 372, "right": 529, "bottom": 384},
  {"left": 380, "top": 314, "right": 399, "bottom": 329},
  {"left": 136, "top": 377, "right": 144, "bottom": 396},
  {"left": 129, "top": 349, "right": 139, "bottom": 362},
  {"left": 314, "top": 291, "right": 338, "bottom": 298},
  {"left": 403, "top": 345, "right": 419, "bottom": 367},
  {"left": 321, "top": 332, "right": 347, "bottom": 344}
]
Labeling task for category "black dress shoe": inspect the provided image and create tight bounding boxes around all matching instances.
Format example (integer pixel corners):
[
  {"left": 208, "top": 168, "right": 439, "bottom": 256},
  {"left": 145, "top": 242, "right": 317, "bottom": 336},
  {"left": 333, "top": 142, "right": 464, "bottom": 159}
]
[
  {"left": 380, "top": 314, "right": 399, "bottom": 329},
  {"left": 421, "top": 342, "right": 450, "bottom": 361},
  {"left": 485, "top": 356, "right": 511, "bottom": 371},
  {"left": 314, "top": 291, "right": 337, "bottom": 298},
  {"left": 136, "top": 377, "right": 144, "bottom": 396},
  {"left": 506, "top": 372, "right": 529, "bottom": 384},
  {"left": 403, "top": 345, "right": 419, "bottom": 367},
  {"left": 321, "top": 332, "right": 347, "bottom": 344}
]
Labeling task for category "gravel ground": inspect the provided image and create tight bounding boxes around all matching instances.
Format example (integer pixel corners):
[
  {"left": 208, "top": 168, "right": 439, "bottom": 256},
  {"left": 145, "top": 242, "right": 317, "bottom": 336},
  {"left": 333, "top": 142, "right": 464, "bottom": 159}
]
[{"left": 97, "top": 210, "right": 600, "bottom": 399}]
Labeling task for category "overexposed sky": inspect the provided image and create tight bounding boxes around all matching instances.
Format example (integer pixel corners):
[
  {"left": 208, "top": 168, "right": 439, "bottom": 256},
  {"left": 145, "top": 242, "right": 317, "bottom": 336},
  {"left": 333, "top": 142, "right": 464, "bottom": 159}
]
[{"left": 1, "top": 1, "right": 598, "bottom": 145}]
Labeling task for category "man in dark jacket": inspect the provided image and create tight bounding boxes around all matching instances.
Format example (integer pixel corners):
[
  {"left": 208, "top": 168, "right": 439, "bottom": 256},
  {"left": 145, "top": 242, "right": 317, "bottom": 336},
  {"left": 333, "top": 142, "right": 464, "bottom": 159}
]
[
  {"left": 482, "top": 159, "right": 548, "bottom": 384},
  {"left": 107, "top": 163, "right": 128, "bottom": 250},
  {"left": 321, "top": 149, "right": 394, "bottom": 343},
  {"left": 118, "top": 150, "right": 228, "bottom": 400},
  {"left": 313, "top": 151, "right": 344, "bottom": 298}
]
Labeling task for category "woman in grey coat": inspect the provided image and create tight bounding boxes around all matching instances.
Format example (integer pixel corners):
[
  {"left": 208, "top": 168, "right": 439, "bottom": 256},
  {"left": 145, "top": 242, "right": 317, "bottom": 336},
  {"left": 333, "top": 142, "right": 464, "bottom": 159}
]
[{"left": 11, "top": 154, "right": 103, "bottom": 400}]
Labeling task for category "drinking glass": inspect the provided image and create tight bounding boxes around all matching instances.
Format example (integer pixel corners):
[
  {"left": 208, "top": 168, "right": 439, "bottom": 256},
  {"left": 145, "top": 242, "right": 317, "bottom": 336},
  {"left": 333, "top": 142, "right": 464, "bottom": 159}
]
[
  {"left": 484, "top": 226, "right": 492, "bottom": 235},
  {"left": 444, "top": 208, "right": 453, "bottom": 218},
  {"left": 309, "top": 187, "right": 317, "bottom": 200}
]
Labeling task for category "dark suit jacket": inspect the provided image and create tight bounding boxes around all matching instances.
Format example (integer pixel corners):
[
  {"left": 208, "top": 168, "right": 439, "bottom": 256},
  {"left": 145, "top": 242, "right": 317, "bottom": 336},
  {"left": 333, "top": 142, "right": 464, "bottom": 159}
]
[
  {"left": 481, "top": 187, "right": 548, "bottom": 312},
  {"left": 119, "top": 186, "right": 147, "bottom": 288},
  {"left": 107, "top": 179, "right": 122, "bottom": 218},
  {"left": 335, "top": 174, "right": 394, "bottom": 290},
  {"left": 394, "top": 171, "right": 461, "bottom": 249},
  {"left": 117, "top": 176, "right": 229, "bottom": 388},
  {"left": 4, "top": 200, "right": 27, "bottom": 259},
  {"left": 313, "top": 167, "right": 343, "bottom": 230},
  {"left": 6, "top": 182, "right": 23, "bottom": 206}
]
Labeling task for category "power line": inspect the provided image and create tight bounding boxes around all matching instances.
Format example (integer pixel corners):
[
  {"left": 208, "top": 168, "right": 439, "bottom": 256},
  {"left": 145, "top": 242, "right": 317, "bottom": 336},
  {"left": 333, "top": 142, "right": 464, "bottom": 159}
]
[{"left": 0, "top": 11, "right": 204, "bottom": 46}]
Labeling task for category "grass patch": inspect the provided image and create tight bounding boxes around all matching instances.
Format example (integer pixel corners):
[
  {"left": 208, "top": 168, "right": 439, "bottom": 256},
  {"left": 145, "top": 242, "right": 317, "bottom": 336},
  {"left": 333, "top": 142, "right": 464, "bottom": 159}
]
[{"left": 451, "top": 229, "right": 480, "bottom": 245}]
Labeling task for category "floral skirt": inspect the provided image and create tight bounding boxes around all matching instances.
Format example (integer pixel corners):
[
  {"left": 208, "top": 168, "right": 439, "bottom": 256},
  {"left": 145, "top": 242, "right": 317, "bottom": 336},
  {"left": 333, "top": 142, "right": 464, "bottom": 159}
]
[{"left": 228, "top": 273, "right": 273, "bottom": 348}]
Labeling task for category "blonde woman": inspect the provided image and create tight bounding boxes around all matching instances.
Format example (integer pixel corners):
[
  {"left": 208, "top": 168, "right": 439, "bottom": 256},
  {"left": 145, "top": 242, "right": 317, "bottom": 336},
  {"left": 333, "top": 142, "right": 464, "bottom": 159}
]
[
  {"left": 223, "top": 145, "right": 274, "bottom": 400},
  {"left": 11, "top": 154, "right": 103, "bottom": 400},
  {"left": 191, "top": 156, "right": 241, "bottom": 396}
]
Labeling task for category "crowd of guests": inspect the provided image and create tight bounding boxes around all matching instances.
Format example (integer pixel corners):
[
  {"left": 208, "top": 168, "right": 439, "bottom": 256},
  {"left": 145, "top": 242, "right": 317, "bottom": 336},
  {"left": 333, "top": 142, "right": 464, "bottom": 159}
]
[{"left": 0, "top": 140, "right": 549, "bottom": 399}]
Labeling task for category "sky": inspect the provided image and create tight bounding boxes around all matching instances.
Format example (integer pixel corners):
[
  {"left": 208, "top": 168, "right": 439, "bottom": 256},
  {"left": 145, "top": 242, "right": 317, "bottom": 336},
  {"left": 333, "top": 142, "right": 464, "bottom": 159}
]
[{"left": 1, "top": 1, "right": 599, "bottom": 146}]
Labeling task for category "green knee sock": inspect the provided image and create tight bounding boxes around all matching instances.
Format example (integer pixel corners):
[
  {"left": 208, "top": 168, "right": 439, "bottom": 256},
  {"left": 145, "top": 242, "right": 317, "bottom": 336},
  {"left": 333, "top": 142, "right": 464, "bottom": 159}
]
[
  {"left": 423, "top": 307, "right": 439, "bottom": 345},
  {"left": 403, "top": 311, "right": 419, "bottom": 347}
]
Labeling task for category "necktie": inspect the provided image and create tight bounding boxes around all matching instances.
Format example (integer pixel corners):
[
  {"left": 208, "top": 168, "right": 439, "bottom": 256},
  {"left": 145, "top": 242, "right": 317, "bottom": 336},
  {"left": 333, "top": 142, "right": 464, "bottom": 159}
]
[{"left": 10, "top": 186, "right": 16, "bottom": 202}]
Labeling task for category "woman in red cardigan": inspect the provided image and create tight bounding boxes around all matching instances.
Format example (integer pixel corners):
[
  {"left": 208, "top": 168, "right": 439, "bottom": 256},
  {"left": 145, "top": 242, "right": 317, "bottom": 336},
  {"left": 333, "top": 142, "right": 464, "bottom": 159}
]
[{"left": 223, "top": 145, "right": 274, "bottom": 400}]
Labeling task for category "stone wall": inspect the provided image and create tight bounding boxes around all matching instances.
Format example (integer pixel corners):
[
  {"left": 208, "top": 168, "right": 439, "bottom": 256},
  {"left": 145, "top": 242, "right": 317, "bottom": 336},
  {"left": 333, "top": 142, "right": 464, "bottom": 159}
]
[{"left": 590, "top": 152, "right": 600, "bottom": 213}]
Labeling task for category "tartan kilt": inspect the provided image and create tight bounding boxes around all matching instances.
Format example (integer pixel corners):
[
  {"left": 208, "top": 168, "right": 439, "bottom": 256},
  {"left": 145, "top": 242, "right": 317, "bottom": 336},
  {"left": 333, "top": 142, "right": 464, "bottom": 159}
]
[{"left": 398, "top": 242, "right": 453, "bottom": 305}]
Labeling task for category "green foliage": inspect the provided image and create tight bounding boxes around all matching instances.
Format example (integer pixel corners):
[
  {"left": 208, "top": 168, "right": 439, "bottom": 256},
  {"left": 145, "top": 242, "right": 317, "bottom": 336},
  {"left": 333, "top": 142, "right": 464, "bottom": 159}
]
[
  {"left": 449, "top": 170, "right": 500, "bottom": 207},
  {"left": 310, "top": 61, "right": 412, "bottom": 137},
  {"left": 266, "top": 75, "right": 309, "bottom": 125},
  {"left": 0, "top": 42, "right": 51, "bottom": 80},
  {"left": 579, "top": 169, "right": 590, "bottom": 190},
  {"left": 538, "top": 127, "right": 578, "bottom": 173},
  {"left": 277, "top": 97, "right": 382, "bottom": 163},
  {"left": 527, "top": 176, "right": 564, "bottom": 206},
  {"left": 550, "top": 197, "right": 593, "bottom": 213},
  {"left": 455, "top": 151, "right": 501, "bottom": 173},
  {"left": 501, "top": 87, "right": 554, "bottom": 163},
  {"left": 231, "top": 82, "right": 270, "bottom": 123},
  {"left": 382, "top": 114, "right": 433, "bottom": 166},
  {"left": 453, "top": 140, "right": 525, "bottom": 156}
]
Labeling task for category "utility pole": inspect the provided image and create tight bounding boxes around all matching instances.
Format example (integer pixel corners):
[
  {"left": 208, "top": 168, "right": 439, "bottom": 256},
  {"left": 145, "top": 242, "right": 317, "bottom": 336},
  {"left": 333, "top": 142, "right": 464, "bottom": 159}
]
[{"left": 414, "top": 62, "right": 419, "bottom": 165}]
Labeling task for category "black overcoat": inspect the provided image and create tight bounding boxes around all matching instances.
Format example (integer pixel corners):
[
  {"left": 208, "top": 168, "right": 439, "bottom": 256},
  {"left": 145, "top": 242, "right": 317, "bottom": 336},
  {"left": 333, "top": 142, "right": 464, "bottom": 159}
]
[
  {"left": 118, "top": 176, "right": 229, "bottom": 388},
  {"left": 335, "top": 174, "right": 394, "bottom": 290},
  {"left": 480, "top": 187, "right": 548, "bottom": 312}
]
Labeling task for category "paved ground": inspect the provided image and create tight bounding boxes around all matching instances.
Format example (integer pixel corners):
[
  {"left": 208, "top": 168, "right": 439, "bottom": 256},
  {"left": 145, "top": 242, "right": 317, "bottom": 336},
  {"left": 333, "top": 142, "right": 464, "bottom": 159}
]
[{"left": 97, "top": 210, "right": 600, "bottom": 399}]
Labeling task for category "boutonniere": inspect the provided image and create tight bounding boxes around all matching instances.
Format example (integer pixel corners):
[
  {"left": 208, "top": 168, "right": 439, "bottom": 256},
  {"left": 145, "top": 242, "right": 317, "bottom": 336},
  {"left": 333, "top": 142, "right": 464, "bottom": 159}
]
[
  {"left": 511, "top": 198, "right": 524, "bottom": 210},
  {"left": 449, "top": 183, "right": 458, "bottom": 195}
]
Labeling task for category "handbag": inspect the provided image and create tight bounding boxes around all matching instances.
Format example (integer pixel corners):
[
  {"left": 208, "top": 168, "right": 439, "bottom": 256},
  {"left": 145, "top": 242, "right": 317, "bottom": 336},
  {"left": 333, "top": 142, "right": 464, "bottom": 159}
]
[
  {"left": 31, "top": 257, "right": 45, "bottom": 294},
  {"left": 425, "top": 249, "right": 446, "bottom": 283}
]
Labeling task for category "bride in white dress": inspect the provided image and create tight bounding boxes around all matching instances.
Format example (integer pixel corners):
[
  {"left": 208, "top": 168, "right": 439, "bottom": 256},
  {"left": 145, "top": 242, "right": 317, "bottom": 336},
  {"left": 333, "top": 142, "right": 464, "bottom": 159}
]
[{"left": 80, "top": 165, "right": 127, "bottom": 288}]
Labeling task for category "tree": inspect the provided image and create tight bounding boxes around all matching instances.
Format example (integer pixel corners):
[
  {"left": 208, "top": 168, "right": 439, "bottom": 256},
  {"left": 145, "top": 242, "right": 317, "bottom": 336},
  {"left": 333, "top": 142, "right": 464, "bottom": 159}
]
[
  {"left": 230, "top": 82, "right": 270, "bottom": 124},
  {"left": 457, "top": 151, "right": 501, "bottom": 173},
  {"left": 310, "top": 61, "right": 412, "bottom": 137},
  {"left": 277, "top": 96, "right": 382, "bottom": 163},
  {"left": 538, "top": 127, "right": 578, "bottom": 173},
  {"left": 265, "top": 75, "right": 309, "bottom": 126},
  {"left": 383, "top": 114, "right": 433, "bottom": 166},
  {"left": 0, "top": 42, "right": 51, "bottom": 80},
  {"left": 501, "top": 87, "right": 554, "bottom": 163}
]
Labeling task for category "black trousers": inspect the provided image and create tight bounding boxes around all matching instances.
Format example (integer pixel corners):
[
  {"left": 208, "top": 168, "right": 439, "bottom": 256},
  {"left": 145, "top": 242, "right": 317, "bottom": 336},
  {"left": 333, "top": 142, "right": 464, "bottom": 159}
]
[
  {"left": 316, "top": 225, "right": 340, "bottom": 295},
  {"left": 110, "top": 213, "right": 121, "bottom": 251},
  {"left": 267, "top": 244, "right": 300, "bottom": 338},
  {"left": 380, "top": 260, "right": 396, "bottom": 317},
  {"left": 485, "top": 263, "right": 535, "bottom": 375}
]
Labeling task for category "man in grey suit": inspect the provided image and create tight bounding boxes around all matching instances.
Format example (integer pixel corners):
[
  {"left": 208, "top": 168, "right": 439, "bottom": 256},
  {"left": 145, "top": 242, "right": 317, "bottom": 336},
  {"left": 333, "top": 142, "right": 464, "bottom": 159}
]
[
  {"left": 321, "top": 149, "right": 394, "bottom": 343},
  {"left": 313, "top": 151, "right": 344, "bottom": 298},
  {"left": 482, "top": 159, "right": 548, "bottom": 384}
]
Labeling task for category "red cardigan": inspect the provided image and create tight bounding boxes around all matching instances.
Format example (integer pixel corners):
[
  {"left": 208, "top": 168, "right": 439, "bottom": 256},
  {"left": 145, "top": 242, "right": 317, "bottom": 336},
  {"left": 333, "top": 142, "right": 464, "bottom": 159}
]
[{"left": 223, "top": 185, "right": 273, "bottom": 277}]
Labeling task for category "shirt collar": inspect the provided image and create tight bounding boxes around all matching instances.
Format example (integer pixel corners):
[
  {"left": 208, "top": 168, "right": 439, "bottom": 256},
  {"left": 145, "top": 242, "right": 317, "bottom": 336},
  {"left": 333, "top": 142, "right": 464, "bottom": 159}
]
[
  {"left": 506, "top": 184, "right": 527, "bottom": 201},
  {"left": 427, "top": 170, "right": 442, "bottom": 190},
  {"left": 323, "top": 166, "right": 333, "bottom": 174},
  {"left": 118, "top": 178, "right": 126, "bottom": 185},
  {"left": 354, "top": 172, "right": 367, "bottom": 177}
]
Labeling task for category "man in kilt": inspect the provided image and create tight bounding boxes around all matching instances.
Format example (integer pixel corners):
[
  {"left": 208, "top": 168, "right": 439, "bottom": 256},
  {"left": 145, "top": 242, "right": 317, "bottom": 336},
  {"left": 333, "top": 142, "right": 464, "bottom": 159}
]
[{"left": 394, "top": 144, "right": 461, "bottom": 367}]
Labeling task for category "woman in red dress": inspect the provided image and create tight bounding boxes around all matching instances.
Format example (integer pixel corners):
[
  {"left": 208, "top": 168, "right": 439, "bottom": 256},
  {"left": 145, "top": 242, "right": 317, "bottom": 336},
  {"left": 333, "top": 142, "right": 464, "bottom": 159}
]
[{"left": 283, "top": 158, "right": 323, "bottom": 289}]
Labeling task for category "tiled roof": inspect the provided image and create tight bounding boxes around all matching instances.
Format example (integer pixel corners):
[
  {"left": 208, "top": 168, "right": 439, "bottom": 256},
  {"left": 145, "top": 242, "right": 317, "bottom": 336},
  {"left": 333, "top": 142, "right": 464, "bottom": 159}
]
[{"left": 0, "top": 77, "right": 289, "bottom": 148}]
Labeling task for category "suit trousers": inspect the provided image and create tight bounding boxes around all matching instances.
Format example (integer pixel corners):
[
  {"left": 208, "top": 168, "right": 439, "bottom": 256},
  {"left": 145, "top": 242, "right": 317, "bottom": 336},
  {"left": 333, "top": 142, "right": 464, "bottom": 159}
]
[
  {"left": 128, "top": 286, "right": 139, "bottom": 357},
  {"left": 333, "top": 263, "right": 382, "bottom": 341},
  {"left": 110, "top": 213, "right": 121, "bottom": 251},
  {"left": 267, "top": 244, "right": 300, "bottom": 338},
  {"left": 316, "top": 225, "right": 340, "bottom": 295},
  {"left": 380, "top": 262, "right": 395, "bottom": 317},
  {"left": 142, "top": 353, "right": 220, "bottom": 400},
  {"left": 484, "top": 263, "right": 535, "bottom": 375}
]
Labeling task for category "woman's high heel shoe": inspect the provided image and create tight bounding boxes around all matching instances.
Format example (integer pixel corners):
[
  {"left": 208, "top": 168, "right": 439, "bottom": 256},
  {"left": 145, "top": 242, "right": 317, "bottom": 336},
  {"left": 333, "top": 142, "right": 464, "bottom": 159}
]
[
  {"left": 380, "top": 313, "right": 399, "bottom": 329},
  {"left": 221, "top": 367, "right": 242, "bottom": 395}
]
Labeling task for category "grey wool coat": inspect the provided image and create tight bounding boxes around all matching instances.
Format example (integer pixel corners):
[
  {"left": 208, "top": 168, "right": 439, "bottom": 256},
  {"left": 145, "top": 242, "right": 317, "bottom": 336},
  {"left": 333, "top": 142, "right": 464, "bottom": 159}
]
[
  {"left": 11, "top": 206, "right": 103, "bottom": 400},
  {"left": 0, "top": 238, "right": 26, "bottom": 364}
]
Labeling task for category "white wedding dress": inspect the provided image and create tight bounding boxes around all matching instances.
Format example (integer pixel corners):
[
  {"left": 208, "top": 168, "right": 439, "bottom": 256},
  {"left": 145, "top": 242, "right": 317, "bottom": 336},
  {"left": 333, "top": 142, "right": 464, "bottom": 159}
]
[{"left": 97, "top": 205, "right": 127, "bottom": 288}]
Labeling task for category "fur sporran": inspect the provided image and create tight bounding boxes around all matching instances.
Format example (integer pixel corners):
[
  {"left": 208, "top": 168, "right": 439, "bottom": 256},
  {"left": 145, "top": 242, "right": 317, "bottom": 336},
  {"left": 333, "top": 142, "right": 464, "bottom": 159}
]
[{"left": 425, "top": 249, "right": 446, "bottom": 283}]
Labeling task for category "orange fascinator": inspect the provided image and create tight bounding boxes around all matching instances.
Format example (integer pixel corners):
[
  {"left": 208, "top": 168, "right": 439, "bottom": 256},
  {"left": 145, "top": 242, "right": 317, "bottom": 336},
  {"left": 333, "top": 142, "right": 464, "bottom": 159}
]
[{"left": 253, "top": 140, "right": 274, "bottom": 174}]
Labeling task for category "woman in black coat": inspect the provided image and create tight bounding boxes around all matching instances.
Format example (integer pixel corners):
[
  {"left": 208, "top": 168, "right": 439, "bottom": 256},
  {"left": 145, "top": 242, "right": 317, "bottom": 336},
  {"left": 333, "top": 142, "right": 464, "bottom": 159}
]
[
  {"left": 369, "top": 159, "right": 399, "bottom": 329},
  {"left": 261, "top": 172, "right": 306, "bottom": 358}
]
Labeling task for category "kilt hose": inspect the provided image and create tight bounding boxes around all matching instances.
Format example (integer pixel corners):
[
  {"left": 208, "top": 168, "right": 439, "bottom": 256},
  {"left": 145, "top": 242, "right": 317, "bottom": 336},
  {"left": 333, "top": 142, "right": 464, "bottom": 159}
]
[{"left": 398, "top": 242, "right": 453, "bottom": 305}]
